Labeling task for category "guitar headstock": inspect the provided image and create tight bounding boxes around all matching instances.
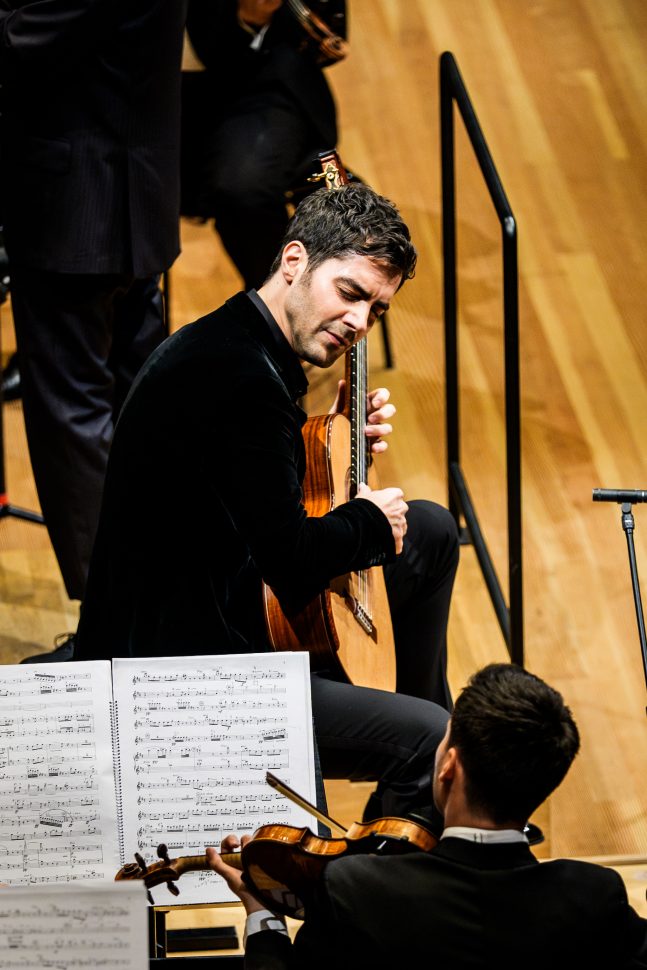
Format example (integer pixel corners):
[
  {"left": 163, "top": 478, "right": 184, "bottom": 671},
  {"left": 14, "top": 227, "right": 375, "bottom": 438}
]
[{"left": 308, "top": 149, "right": 349, "bottom": 190}]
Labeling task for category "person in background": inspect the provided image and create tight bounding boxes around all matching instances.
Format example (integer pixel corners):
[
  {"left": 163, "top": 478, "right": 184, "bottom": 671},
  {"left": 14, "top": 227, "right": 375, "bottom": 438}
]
[
  {"left": 0, "top": 0, "right": 187, "bottom": 634},
  {"left": 182, "top": 0, "right": 345, "bottom": 289}
]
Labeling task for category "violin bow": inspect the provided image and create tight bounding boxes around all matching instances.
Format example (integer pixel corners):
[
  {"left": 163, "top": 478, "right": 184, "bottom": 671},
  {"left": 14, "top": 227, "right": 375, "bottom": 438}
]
[{"left": 266, "top": 771, "right": 347, "bottom": 835}]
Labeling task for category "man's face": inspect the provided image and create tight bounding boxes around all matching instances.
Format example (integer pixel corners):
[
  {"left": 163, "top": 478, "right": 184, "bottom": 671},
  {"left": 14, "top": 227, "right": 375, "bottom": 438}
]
[{"left": 283, "top": 251, "right": 401, "bottom": 368}]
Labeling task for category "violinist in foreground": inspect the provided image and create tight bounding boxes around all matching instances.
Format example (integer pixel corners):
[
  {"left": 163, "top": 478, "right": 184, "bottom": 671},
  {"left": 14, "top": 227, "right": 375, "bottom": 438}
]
[{"left": 207, "top": 663, "right": 647, "bottom": 969}]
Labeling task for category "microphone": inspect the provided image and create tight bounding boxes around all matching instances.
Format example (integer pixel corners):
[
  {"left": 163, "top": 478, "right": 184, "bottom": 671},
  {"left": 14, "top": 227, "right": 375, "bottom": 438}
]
[{"left": 592, "top": 488, "right": 647, "bottom": 503}]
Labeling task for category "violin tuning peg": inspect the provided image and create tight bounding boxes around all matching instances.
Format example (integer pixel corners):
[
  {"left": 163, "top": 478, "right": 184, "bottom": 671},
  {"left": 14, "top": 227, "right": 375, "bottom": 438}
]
[
  {"left": 146, "top": 890, "right": 155, "bottom": 906},
  {"left": 166, "top": 881, "right": 180, "bottom": 897},
  {"left": 134, "top": 852, "right": 148, "bottom": 874},
  {"left": 157, "top": 843, "right": 170, "bottom": 863}
]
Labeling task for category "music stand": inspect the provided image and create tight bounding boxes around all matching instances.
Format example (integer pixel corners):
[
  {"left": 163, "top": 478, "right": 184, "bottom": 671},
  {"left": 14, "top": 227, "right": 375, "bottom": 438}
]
[{"left": 0, "top": 238, "right": 44, "bottom": 526}]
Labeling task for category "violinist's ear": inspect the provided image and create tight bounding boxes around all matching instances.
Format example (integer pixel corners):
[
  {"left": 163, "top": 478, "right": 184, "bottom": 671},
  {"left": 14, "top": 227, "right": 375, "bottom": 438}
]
[{"left": 437, "top": 745, "right": 458, "bottom": 784}]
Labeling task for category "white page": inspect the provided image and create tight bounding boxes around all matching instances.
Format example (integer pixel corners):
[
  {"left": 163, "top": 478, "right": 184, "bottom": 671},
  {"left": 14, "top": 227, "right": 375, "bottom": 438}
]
[
  {"left": 112, "top": 652, "right": 316, "bottom": 905},
  {"left": 0, "top": 662, "right": 121, "bottom": 886},
  {"left": 0, "top": 881, "right": 148, "bottom": 970}
]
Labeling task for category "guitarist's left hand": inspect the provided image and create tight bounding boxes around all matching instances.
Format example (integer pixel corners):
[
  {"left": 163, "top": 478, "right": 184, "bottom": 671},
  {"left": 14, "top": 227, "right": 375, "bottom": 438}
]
[{"left": 330, "top": 380, "right": 396, "bottom": 454}]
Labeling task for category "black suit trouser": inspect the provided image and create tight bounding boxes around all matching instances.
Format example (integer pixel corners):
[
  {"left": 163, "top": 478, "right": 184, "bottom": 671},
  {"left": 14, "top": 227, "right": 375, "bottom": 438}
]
[
  {"left": 311, "top": 500, "right": 459, "bottom": 824},
  {"left": 10, "top": 268, "right": 165, "bottom": 600}
]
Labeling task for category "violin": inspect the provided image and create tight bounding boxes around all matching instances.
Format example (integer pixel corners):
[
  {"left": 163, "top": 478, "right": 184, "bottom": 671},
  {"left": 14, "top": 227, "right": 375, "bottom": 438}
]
[
  {"left": 116, "top": 816, "right": 437, "bottom": 919},
  {"left": 286, "top": 0, "right": 348, "bottom": 66},
  {"left": 116, "top": 772, "right": 438, "bottom": 917}
]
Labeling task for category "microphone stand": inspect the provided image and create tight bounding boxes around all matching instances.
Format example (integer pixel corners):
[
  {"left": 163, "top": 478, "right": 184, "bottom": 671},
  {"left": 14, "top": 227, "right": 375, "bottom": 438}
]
[
  {"left": 594, "top": 491, "right": 647, "bottom": 700},
  {"left": 619, "top": 502, "right": 647, "bottom": 694}
]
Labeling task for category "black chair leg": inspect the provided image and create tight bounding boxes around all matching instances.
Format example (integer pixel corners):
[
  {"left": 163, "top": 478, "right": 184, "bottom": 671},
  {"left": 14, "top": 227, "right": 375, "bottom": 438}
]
[
  {"left": 380, "top": 312, "right": 395, "bottom": 369},
  {"left": 162, "top": 270, "right": 171, "bottom": 337}
]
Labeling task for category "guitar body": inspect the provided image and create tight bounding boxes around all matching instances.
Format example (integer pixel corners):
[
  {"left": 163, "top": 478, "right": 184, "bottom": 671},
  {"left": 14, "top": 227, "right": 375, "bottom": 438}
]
[{"left": 263, "top": 411, "right": 396, "bottom": 692}]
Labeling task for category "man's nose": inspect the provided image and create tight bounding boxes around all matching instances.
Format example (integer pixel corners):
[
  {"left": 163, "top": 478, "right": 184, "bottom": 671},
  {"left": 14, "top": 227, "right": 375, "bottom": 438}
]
[{"left": 343, "top": 303, "right": 371, "bottom": 337}]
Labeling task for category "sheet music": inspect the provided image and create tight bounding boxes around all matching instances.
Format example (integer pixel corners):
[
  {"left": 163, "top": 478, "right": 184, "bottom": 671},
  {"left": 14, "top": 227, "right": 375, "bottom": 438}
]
[
  {"left": 0, "top": 662, "right": 121, "bottom": 886},
  {"left": 0, "top": 881, "right": 148, "bottom": 970},
  {"left": 112, "top": 653, "right": 316, "bottom": 905}
]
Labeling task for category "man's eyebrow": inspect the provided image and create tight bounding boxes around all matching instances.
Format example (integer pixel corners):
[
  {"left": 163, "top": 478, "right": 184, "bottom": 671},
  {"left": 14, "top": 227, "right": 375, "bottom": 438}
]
[{"left": 337, "top": 276, "right": 391, "bottom": 312}]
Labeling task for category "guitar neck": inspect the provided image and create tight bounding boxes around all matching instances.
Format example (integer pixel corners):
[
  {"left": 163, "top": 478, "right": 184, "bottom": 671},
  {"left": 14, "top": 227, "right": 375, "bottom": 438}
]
[{"left": 346, "top": 340, "right": 369, "bottom": 495}]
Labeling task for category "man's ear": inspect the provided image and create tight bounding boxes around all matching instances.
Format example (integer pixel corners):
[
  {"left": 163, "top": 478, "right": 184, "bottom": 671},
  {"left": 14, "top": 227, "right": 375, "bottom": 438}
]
[
  {"left": 437, "top": 745, "right": 458, "bottom": 784},
  {"left": 281, "top": 240, "right": 308, "bottom": 283}
]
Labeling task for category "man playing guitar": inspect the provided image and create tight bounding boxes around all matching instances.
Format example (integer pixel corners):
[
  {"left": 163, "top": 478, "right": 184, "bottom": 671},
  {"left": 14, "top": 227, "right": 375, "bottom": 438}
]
[{"left": 75, "top": 182, "right": 459, "bottom": 825}]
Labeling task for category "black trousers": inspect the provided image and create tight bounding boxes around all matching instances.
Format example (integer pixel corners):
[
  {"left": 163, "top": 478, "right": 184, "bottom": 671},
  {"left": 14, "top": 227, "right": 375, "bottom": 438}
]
[
  {"left": 182, "top": 83, "right": 320, "bottom": 290},
  {"left": 311, "top": 500, "right": 459, "bottom": 823},
  {"left": 10, "top": 268, "right": 165, "bottom": 600}
]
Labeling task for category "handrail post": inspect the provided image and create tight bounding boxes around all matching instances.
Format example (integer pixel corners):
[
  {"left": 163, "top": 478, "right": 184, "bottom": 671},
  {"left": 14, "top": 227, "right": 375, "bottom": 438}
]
[{"left": 439, "top": 51, "right": 524, "bottom": 665}]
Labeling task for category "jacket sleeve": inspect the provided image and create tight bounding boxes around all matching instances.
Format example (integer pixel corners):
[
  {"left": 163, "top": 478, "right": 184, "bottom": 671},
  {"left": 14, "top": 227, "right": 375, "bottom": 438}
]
[
  {"left": 602, "top": 868, "right": 647, "bottom": 968},
  {"left": 244, "top": 929, "right": 294, "bottom": 970},
  {"left": 186, "top": 0, "right": 261, "bottom": 76},
  {"left": 204, "top": 363, "right": 395, "bottom": 611},
  {"left": 0, "top": 0, "right": 116, "bottom": 74}
]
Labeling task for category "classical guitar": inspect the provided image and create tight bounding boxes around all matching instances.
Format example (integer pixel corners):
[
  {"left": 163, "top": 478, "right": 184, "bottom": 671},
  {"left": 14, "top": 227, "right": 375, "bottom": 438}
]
[
  {"left": 263, "top": 151, "right": 397, "bottom": 692},
  {"left": 286, "top": 0, "right": 348, "bottom": 65}
]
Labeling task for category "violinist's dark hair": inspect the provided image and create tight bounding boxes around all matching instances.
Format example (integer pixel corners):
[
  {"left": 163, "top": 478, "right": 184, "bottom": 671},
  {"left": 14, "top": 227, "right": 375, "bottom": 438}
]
[
  {"left": 448, "top": 664, "right": 580, "bottom": 825},
  {"left": 267, "top": 182, "right": 417, "bottom": 286}
]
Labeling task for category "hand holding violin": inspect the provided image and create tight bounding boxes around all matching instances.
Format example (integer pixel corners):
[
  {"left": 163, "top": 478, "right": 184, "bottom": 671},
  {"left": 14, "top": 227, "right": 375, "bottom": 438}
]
[{"left": 206, "top": 835, "right": 265, "bottom": 915}]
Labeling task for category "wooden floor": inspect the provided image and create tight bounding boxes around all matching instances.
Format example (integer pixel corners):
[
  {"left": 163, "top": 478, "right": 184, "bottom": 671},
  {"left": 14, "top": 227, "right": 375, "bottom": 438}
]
[{"left": 2, "top": 0, "right": 647, "bottom": 863}]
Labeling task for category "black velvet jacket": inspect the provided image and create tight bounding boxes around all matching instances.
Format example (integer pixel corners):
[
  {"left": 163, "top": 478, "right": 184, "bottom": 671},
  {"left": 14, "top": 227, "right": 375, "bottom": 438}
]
[{"left": 76, "top": 292, "right": 394, "bottom": 660}]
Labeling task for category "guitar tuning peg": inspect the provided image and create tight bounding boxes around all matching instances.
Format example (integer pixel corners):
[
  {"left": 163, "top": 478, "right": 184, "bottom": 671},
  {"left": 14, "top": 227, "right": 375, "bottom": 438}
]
[
  {"left": 166, "top": 881, "right": 180, "bottom": 897},
  {"left": 157, "top": 843, "right": 170, "bottom": 863},
  {"left": 134, "top": 852, "right": 149, "bottom": 874}
]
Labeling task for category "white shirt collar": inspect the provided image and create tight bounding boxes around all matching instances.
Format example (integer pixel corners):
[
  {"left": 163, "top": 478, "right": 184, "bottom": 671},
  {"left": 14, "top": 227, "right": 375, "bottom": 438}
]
[{"left": 441, "top": 826, "right": 529, "bottom": 844}]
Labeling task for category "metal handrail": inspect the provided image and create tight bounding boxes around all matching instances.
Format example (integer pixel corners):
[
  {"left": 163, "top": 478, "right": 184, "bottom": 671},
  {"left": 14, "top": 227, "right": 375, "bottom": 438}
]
[{"left": 440, "top": 51, "right": 523, "bottom": 665}]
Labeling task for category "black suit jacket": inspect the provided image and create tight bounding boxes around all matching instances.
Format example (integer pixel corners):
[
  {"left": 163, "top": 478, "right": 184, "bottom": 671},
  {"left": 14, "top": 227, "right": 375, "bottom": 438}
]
[
  {"left": 75, "top": 292, "right": 393, "bottom": 660},
  {"left": 0, "top": 0, "right": 187, "bottom": 275},
  {"left": 247, "top": 838, "right": 647, "bottom": 969}
]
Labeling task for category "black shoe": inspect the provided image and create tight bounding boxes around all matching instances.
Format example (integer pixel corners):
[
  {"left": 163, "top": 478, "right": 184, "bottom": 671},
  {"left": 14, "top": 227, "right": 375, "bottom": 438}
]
[
  {"left": 21, "top": 633, "right": 76, "bottom": 664},
  {"left": 524, "top": 822, "right": 545, "bottom": 846},
  {"left": 1, "top": 352, "right": 21, "bottom": 402}
]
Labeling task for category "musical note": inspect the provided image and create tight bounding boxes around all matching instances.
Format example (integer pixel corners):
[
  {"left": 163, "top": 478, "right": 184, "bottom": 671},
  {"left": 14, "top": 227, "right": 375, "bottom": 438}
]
[
  {"left": 0, "top": 663, "right": 121, "bottom": 887},
  {"left": 0, "top": 654, "right": 316, "bottom": 908},
  {"left": 0, "top": 882, "right": 148, "bottom": 970},
  {"left": 112, "top": 652, "right": 316, "bottom": 907}
]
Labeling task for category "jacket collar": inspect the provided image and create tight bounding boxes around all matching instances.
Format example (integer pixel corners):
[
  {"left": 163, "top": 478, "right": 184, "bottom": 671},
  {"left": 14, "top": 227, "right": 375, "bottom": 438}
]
[
  {"left": 432, "top": 836, "right": 539, "bottom": 871},
  {"left": 224, "top": 291, "right": 308, "bottom": 403}
]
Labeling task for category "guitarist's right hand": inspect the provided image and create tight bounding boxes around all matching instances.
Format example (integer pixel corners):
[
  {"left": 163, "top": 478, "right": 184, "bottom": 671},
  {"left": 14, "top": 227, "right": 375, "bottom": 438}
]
[{"left": 356, "top": 483, "right": 408, "bottom": 554}]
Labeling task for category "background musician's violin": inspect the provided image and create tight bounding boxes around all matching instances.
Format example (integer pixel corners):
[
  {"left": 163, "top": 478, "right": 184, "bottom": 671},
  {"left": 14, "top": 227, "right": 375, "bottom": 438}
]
[
  {"left": 286, "top": 0, "right": 348, "bottom": 66},
  {"left": 116, "top": 817, "right": 437, "bottom": 919},
  {"left": 263, "top": 150, "right": 397, "bottom": 692}
]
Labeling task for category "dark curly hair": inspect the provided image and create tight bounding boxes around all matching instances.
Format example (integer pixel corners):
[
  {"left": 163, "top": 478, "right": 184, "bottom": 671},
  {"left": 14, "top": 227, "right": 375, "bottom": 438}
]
[
  {"left": 448, "top": 664, "right": 580, "bottom": 824},
  {"left": 267, "top": 182, "right": 417, "bottom": 286}
]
